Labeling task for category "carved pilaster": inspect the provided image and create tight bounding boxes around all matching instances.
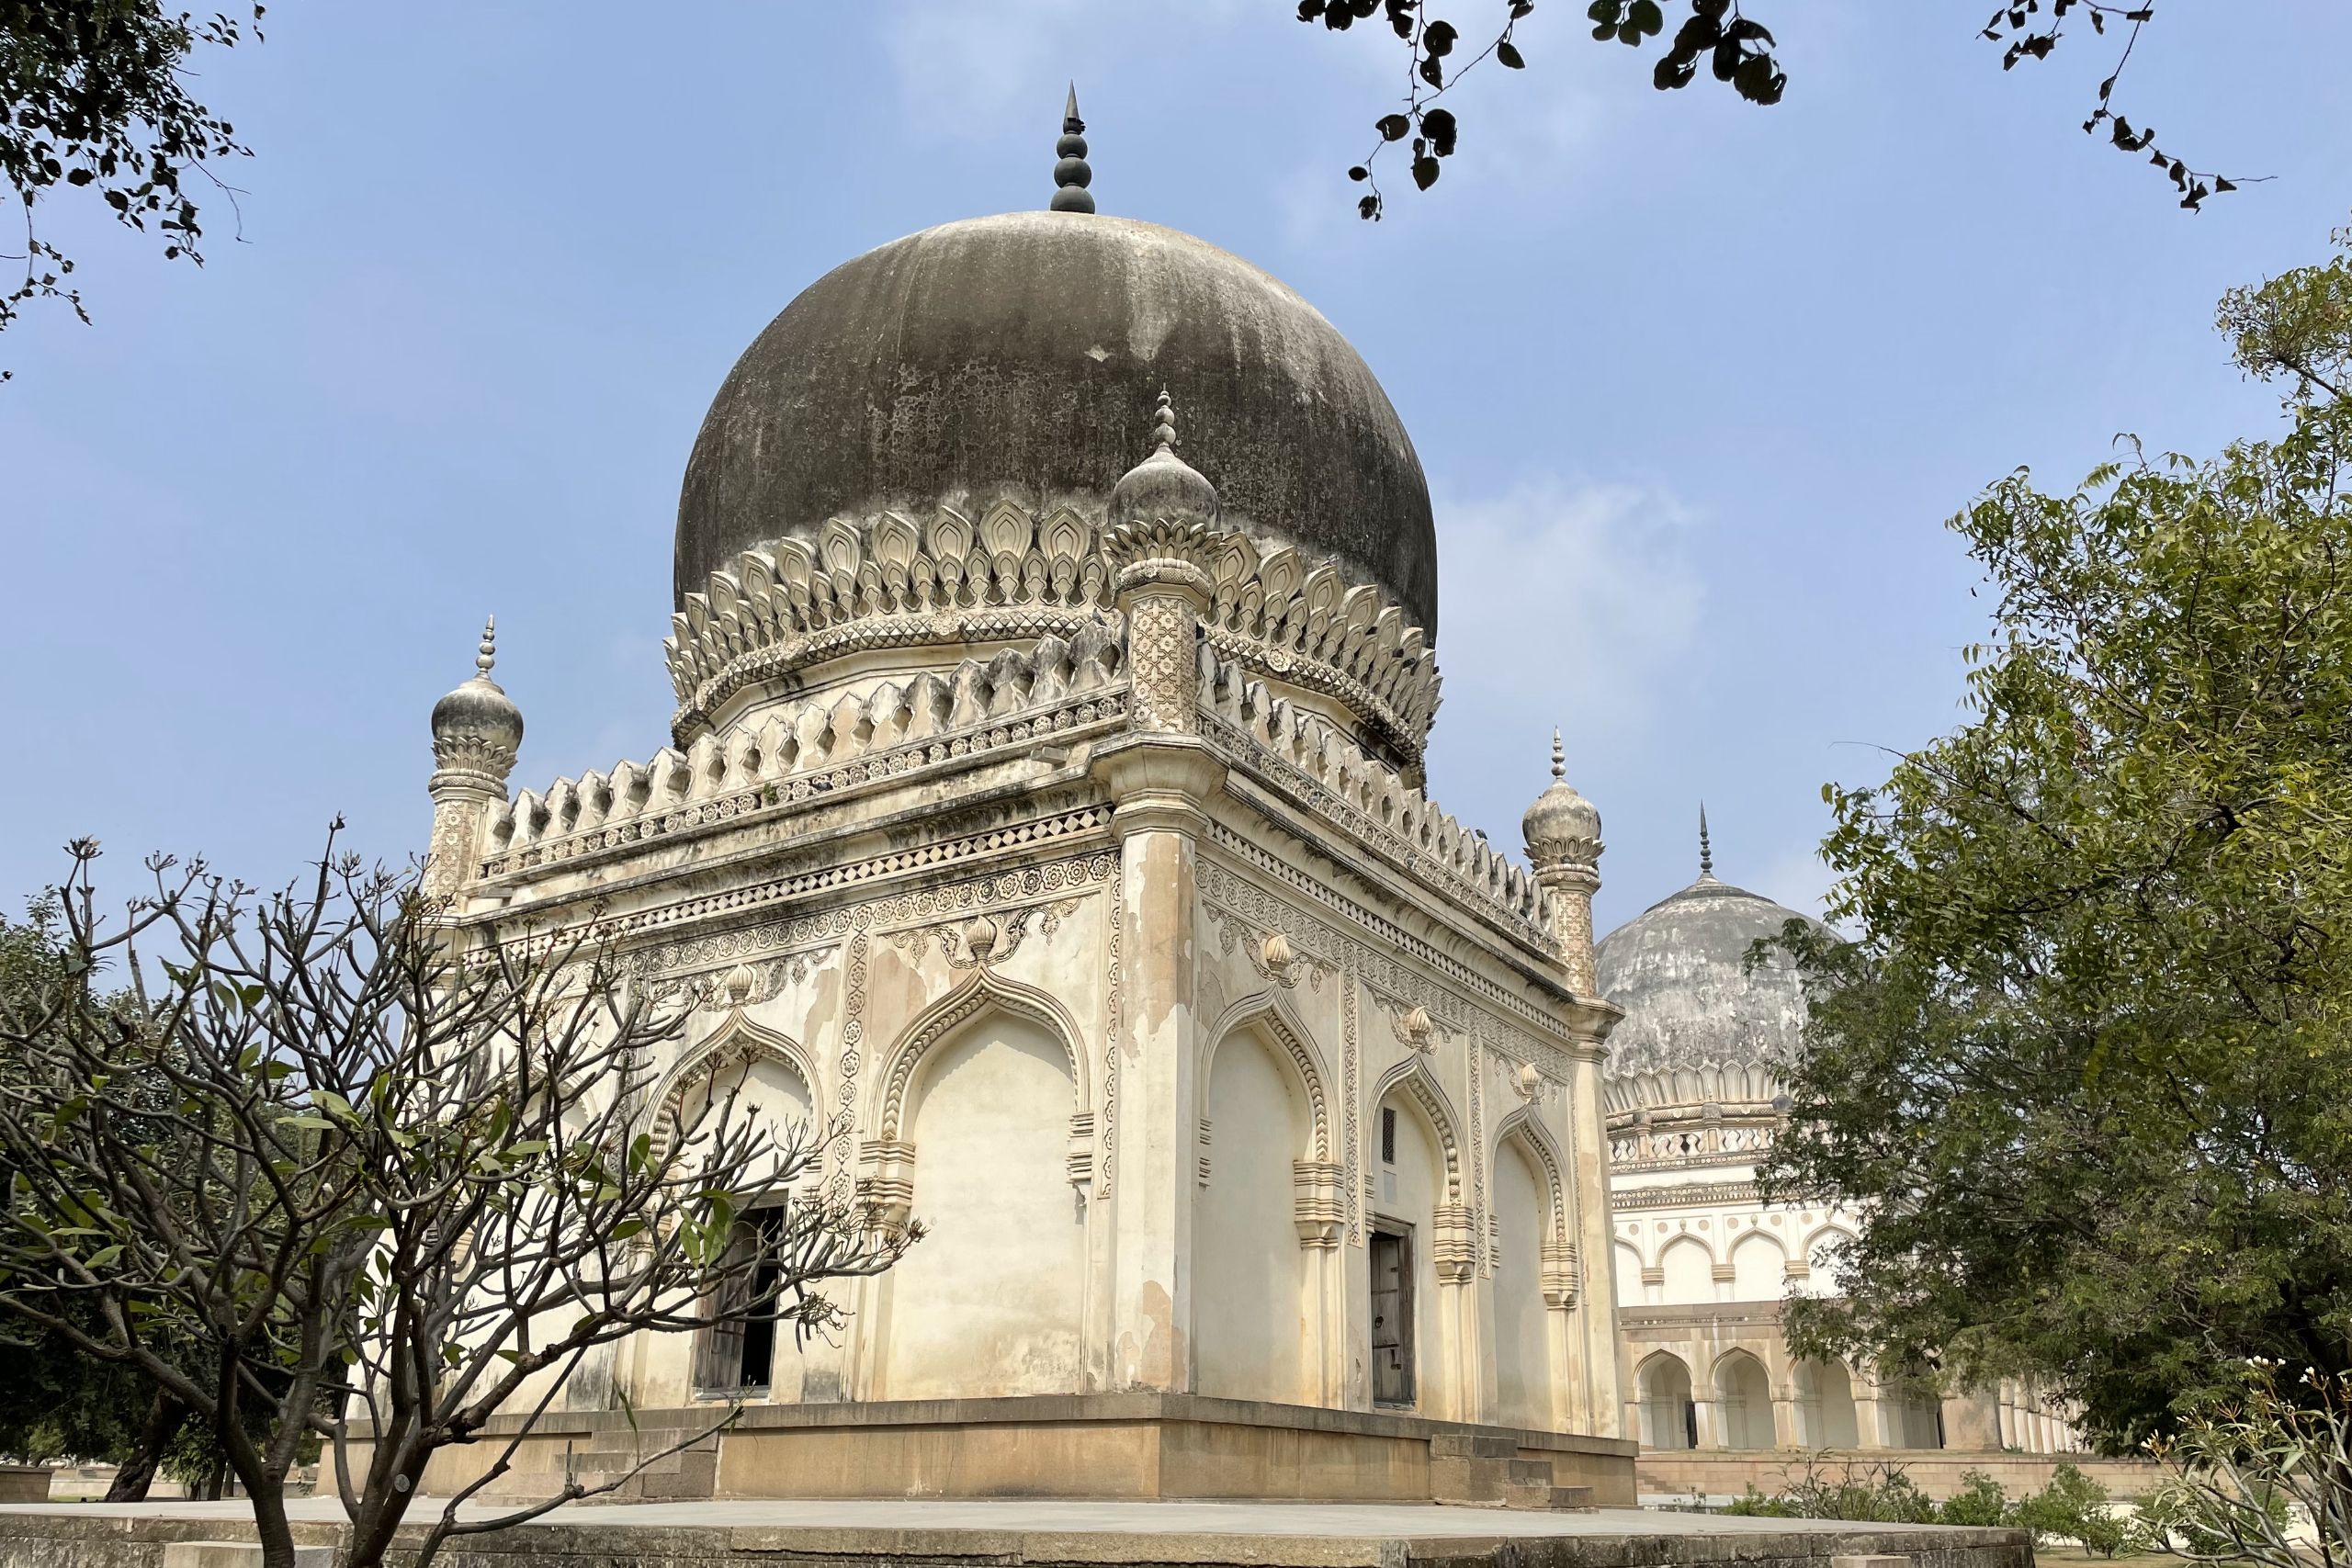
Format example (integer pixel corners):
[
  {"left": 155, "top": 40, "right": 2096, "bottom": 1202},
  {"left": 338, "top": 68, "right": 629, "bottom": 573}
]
[
  {"left": 1431, "top": 1202, "right": 1478, "bottom": 1283},
  {"left": 1538, "top": 863, "right": 1601, "bottom": 994},
  {"left": 1542, "top": 1236, "right": 1579, "bottom": 1309},
  {"left": 1292, "top": 1158, "right": 1344, "bottom": 1248},
  {"left": 856, "top": 1138, "right": 916, "bottom": 1229}
]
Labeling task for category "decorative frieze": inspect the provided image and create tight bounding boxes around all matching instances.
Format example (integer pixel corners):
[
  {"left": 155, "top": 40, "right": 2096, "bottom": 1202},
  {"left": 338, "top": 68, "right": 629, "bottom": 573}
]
[
  {"left": 483, "top": 629, "right": 1126, "bottom": 877},
  {"left": 664, "top": 506, "right": 1442, "bottom": 763},
  {"left": 1198, "top": 645, "right": 1556, "bottom": 957}
]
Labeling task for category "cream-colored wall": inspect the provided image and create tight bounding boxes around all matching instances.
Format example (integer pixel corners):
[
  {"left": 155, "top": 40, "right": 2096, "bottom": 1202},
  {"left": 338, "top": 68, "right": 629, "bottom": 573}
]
[
  {"left": 1193, "top": 1026, "right": 1312, "bottom": 1403},
  {"left": 878, "top": 1015, "right": 1087, "bottom": 1399},
  {"left": 1491, "top": 1141, "right": 1552, "bottom": 1428}
]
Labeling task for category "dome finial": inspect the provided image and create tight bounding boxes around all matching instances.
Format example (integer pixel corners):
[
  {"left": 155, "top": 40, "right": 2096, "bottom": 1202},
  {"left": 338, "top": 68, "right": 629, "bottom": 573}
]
[
  {"left": 1111, "top": 388, "right": 1218, "bottom": 525},
  {"left": 476, "top": 615, "right": 497, "bottom": 678},
  {"left": 1550, "top": 726, "right": 1566, "bottom": 782},
  {"left": 1050, "top": 84, "right": 1095, "bottom": 214},
  {"left": 1699, "top": 802, "right": 1714, "bottom": 878}
]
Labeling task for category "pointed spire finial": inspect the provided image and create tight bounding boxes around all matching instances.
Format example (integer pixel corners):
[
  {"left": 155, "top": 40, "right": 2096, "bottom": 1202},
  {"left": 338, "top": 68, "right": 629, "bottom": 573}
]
[
  {"left": 1550, "top": 727, "right": 1566, "bottom": 782},
  {"left": 1699, "top": 802, "right": 1714, "bottom": 877},
  {"left": 475, "top": 615, "right": 497, "bottom": 679},
  {"left": 1050, "top": 84, "right": 1096, "bottom": 214}
]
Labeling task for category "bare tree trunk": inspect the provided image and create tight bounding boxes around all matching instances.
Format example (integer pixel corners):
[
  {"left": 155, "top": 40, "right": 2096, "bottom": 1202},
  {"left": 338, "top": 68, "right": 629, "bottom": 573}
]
[{"left": 103, "top": 1387, "right": 190, "bottom": 1501}]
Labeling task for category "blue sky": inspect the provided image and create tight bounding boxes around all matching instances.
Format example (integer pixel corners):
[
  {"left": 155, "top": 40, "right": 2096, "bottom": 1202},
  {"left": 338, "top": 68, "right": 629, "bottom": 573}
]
[{"left": 3, "top": 2, "right": 2346, "bottom": 934}]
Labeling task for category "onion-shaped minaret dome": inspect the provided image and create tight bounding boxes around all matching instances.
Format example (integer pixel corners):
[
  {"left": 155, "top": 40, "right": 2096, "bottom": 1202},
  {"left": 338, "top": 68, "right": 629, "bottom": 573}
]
[{"left": 429, "top": 616, "right": 524, "bottom": 790}]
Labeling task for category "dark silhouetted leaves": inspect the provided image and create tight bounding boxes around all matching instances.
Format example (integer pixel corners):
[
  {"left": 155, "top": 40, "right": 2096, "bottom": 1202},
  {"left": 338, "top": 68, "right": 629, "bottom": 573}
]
[
  {"left": 1422, "top": 107, "right": 1458, "bottom": 156},
  {"left": 1376, "top": 113, "right": 1411, "bottom": 141}
]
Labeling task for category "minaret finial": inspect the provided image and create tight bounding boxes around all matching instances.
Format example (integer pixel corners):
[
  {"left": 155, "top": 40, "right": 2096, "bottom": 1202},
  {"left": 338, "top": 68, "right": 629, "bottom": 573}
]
[
  {"left": 476, "top": 615, "right": 497, "bottom": 679},
  {"left": 1150, "top": 390, "right": 1177, "bottom": 455},
  {"left": 1550, "top": 727, "right": 1566, "bottom": 782},
  {"left": 1051, "top": 84, "right": 1095, "bottom": 214},
  {"left": 1699, "top": 802, "right": 1713, "bottom": 877}
]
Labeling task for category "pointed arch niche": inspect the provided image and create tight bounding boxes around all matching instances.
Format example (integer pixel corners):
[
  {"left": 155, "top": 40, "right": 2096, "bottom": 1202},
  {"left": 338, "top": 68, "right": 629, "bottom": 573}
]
[
  {"left": 644, "top": 1010, "right": 821, "bottom": 1403},
  {"left": 1368, "top": 1058, "right": 1471, "bottom": 1420},
  {"left": 866, "top": 974, "right": 1091, "bottom": 1402},
  {"left": 1490, "top": 1106, "right": 1574, "bottom": 1429},
  {"left": 1193, "top": 995, "right": 1339, "bottom": 1406}
]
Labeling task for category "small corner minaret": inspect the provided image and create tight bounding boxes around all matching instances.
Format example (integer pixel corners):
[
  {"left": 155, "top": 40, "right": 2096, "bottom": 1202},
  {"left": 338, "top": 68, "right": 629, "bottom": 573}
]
[
  {"left": 1050, "top": 84, "right": 1095, "bottom": 213},
  {"left": 1521, "top": 728, "right": 1604, "bottom": 994},
  {"left": 424, "top": 616, "right": 524, "bottom": 900}
]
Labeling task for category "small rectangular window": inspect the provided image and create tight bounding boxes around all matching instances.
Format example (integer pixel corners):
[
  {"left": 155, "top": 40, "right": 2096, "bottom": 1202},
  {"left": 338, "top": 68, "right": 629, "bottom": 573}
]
[{"left": 1380, "top": 1105, "right": 1397, "bottom": 1166}]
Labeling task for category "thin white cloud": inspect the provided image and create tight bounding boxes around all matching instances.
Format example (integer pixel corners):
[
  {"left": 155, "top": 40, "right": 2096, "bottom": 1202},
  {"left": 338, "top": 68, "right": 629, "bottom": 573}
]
[{"left": 1422, "top": 475, "right": 1703, "bottom": 842}]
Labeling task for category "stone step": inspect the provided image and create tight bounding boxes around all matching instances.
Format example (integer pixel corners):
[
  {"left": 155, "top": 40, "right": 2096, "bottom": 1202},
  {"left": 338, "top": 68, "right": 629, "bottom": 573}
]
[
  {"left": 1504, "top": 1458, "right": 1555, "bottom": 1485},
  {"left": 1503, "top": 1480, "right": 1596, "bottom": 1512}
]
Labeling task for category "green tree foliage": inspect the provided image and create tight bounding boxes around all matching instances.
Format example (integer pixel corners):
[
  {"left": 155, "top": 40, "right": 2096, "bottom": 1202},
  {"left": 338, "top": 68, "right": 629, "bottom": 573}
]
[
  {"left": 0, "top": 1, "right": 260, "bottom": 369},
  {"left": 0, "top": 900, "right": 197, "bottom": 1495},
  {"left": 1760, "top": 228, "right": 2352, "bottom": 1452},
  {"left": 1302, "top": 1, "right": 2251, "bottom": 220}
]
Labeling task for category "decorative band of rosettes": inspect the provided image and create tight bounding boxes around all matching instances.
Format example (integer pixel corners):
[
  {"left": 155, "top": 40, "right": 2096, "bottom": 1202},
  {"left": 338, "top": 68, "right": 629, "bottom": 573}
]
[{"left": 666, "top": 503, "right": 1442, "bottom": 762}]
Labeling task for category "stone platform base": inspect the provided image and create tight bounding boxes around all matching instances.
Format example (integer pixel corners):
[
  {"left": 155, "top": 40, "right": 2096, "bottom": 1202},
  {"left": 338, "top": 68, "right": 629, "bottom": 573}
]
[
  {"left": 367, "top": 1394, "right": 1638, "bottom": 1506},
  {"left": 1636, "top": 1450, "right": 2162, "bottom": 1503},
  {"left": 0, "top": 1497, "right": 2031, "bottom": 1568}
]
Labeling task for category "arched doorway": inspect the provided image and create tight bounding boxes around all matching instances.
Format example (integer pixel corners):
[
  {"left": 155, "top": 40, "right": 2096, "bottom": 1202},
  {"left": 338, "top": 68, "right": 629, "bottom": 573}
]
[
  {"left": 1795, "top": 1359, "right": 1860, "bottom": 1449},
  {"left": 1715, "top": 1351, "right": 1777, "bottom": 1450},
  {"left": 1636, "top": 1352, "right": 1696, "bottom": 1451}
]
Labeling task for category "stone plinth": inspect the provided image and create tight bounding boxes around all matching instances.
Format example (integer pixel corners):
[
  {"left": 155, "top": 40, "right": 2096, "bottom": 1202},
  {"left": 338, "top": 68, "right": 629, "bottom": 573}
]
[
  {"left": 368, "top": 1394, "right": 1636, "bottom": 1506},
  {"left": 0, "top": 1497, "right": 2031, "bottom": 1568}
]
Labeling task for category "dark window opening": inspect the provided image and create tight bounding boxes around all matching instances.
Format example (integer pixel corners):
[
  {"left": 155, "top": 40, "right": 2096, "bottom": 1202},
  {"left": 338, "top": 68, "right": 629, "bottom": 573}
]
[
  {"left": 695, "top": 1205, "right": 786, "bottom": 1393},
  {"left": 1380, "top": 1105, "right": 1397, "bottom": 1165}
]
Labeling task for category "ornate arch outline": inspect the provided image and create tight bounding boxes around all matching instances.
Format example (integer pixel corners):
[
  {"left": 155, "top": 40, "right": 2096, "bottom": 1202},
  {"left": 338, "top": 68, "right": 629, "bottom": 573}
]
[
  {"left": 642, "top": 1010, "right": 821, "bottom": 1163},
  {"left": 1710, "top": 1344, "right": 1773, "bottom": 1388},
  {"left": 873, "top": 969, "right": 1090, "bottom": 1142},
  {"left": 1634, "top": 1347, "right": 1695, "bottom": 1391},
  {"left": 1199, "top": 990, "right": 1333, "bottom": 1161},
  {"left": 1368, "top": 1055, "right": 1464, "bottom": 1202},
  {"left": 1490, "top": 1103, "right": 1570, "bottom": 1247}
]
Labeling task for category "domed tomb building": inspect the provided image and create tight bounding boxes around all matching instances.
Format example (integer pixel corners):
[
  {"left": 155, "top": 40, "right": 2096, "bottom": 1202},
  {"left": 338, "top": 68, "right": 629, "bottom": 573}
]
[
  {"left": 1594, "top": 816, "right": 2087, "bottom": 1494},
  {"left": 412, "top": 106, "right": 1631, "bottom": 1504}
]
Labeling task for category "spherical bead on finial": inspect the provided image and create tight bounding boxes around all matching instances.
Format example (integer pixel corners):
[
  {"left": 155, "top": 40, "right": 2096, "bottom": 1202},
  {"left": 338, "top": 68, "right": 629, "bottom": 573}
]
[{"left": 1050, "top": 84, "right": 1096, "bottom": 214}]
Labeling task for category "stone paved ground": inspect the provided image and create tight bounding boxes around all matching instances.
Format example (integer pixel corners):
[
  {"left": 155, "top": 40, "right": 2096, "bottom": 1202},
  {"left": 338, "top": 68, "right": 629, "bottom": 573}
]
[{"left": 0, "top": 1497, "right": 1997, "bottom": 1540}]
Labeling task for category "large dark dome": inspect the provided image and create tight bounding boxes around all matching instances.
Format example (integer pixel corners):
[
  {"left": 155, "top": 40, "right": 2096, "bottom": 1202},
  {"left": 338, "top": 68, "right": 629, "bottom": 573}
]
[{"left": 674, "top": 211, "right": 1441, "bottom": 636}]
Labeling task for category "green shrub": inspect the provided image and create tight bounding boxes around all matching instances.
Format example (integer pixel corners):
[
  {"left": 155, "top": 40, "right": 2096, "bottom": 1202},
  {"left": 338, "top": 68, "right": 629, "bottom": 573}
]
[
  {"left": 1722, "top": 1457, "right": 1935, "bottom": 1523},
  {"left": 2015, "top": 1461, "right": 2124, "bottom": 1555},
  {"left": 1937, "top": 1470, "right": 2013, "bottom": 1528}
]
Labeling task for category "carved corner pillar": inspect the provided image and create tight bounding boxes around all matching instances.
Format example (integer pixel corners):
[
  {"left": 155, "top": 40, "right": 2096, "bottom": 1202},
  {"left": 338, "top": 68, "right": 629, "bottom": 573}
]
[
  {"left": 1536, "top": 862, "right": 1601, "bottom": 996},
  {"left": 1089, "top": 715, "right": 1227, "bottom": 1393},
  {"left": 1562, "top": 998, "right": 1626, "bottom": 1437},
  {"left": 1106, "top": 520, "right": 1227, "bottom": 737}
]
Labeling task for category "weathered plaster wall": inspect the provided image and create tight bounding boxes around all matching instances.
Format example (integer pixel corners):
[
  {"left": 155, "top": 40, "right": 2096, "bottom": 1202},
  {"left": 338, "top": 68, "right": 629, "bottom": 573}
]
[
  {"left": 1193, "top": 1024, "right": 1311, "bottom": 1404},
  {"left": 1492, "top": 1141, "right": 1552, "bottom": 1429},
  {"left": 878, "top": 1014, "right": 1087, "bottom": 1399}
]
